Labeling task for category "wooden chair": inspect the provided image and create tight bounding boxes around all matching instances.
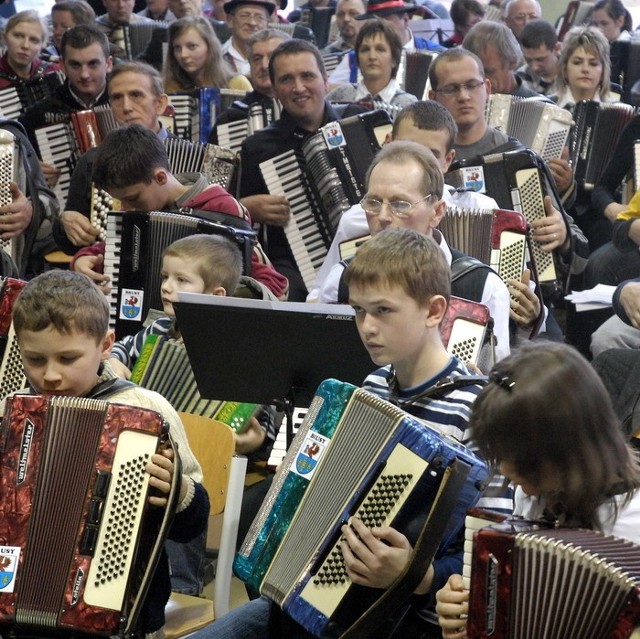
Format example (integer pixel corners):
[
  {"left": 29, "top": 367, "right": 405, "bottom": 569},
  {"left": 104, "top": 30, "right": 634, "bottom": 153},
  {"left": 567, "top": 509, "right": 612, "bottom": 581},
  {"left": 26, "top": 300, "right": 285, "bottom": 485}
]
[{"left": 164, "top": 414, "right": 248, "bottom": 638}]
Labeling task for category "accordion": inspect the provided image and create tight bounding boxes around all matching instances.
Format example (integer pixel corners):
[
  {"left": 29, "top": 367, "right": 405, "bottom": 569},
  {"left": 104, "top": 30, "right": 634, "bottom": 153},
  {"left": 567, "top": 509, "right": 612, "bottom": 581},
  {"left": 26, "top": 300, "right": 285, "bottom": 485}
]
[
  {"left": 446, "top": 149, "right": 558, "bottom": 286},
  {"left": 259, "top": 109, "right": 391, "bottom": 289},
  {"left": 485, "top": 94, "right": 573, "bottom": 161},
  {"left": 217, "top": 99, "right": 280, "bottom": 154},
  {"left": 104, "top": 209, "right": 255, "bottom": 338},
  {"left": 35, "top": 110, "right": 103, "bottom": 207},
  {"left": 131, "top": 334, "right": 260, "bottom": 431},
  {"left": 123, "top": 21, "right": 167, "bottom": 59},
  {"left": 467, "top": 517, "right": 640, "bottom": 638},
  {"left": 569, "top": 100, "right": 636, "bottom": 190},
  {"left": 168, "top": 88, "right": 247, "bottom": 144},
  {"left": 0, "top": 393, "right": 178, "bottom": 636},
  {"left": 402, "top": 50, "right": 438, "bottom": 100},
  {"left": 0, "top": 72, "right": 64, "bottom": 120},
  {"left": 0, "top": 277, "right": 27, "bottom": 402},
  {"left": 234, "top": 378, "right": 490, "bottom": 637},
  {"left": 610, "top": 40, "right": 640, "bottom": 104}
]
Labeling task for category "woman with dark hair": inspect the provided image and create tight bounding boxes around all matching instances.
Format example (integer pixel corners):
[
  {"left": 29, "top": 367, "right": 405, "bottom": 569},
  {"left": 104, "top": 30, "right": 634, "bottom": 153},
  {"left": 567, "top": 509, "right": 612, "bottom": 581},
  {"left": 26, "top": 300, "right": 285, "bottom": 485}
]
[
  {"left": 327, "top": 17, "right": 417, "bottom": 114},
  {"left": 591, "top": 0, "right": 632, "bottom": 43},
  {"left": 163, "top": 16, "right": 251, "bottom": 92},
  {"left": 444, "top": 0, "right": 485, "bottom": 48},
  {"left": 436, "top": 342, "right": 640, "bottom": 638}
]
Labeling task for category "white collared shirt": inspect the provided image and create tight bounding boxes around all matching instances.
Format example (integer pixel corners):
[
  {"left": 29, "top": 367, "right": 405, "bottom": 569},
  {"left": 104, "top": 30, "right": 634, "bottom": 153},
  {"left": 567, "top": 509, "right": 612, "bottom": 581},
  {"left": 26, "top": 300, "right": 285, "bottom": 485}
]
[{"left": 222, "top": 38, "right": 250, "bottom": 76}]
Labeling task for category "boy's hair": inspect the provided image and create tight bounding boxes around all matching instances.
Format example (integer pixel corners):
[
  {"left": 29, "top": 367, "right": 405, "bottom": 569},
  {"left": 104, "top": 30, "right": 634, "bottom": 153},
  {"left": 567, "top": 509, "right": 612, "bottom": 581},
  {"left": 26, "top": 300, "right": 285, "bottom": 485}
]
[
  {"left": 366, "top": 139, "right": 444, "bottom": 200},
  {"left": 163, "top": 234, "right": 243, "bottom": 294},
  {"left": 428, "top": 47, "right": 485, "bottom": 91},
  {"left": 13, "top": 270, "right": 109, "bottom": 341},
  {"left": 4, "top": 10, "right": 48, "bottom": 44},
  {"left": 268, "top": 38, "right": 326, "bottom": 84},
  {"left": 93, "top": 124, "right": 170, "bottom": 192},
  {"left": 355, "top": 18, "right": 403, "bottom": 79},
  {"left": 520, "top": 18, "right": 558, "bottom": 51},
  {"left": 61, "top": 24, "right": 109, "bottom": 59},
  {"left": 345, "top": 228, "right": 451, "bottom": 305},
  {"left": 109, "top": 60, "right": 165, "bottom": 98},
  {"left": 392, "top": 100, "right": 458, "bottom": 152}
]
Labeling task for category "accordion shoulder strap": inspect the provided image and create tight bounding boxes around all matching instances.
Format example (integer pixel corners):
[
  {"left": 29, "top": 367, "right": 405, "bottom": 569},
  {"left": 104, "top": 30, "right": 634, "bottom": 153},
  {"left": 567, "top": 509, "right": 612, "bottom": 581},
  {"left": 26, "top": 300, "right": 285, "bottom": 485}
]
[{"left": 87, "top": 376, "right": 136, "bottom": 400}]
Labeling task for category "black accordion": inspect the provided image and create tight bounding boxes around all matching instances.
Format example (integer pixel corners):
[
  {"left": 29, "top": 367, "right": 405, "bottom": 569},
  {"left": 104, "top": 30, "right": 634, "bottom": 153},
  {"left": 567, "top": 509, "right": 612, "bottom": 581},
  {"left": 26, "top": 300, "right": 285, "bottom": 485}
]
[
  {"left": 0, "top": 393, "right": 179, "bottom": 637},
  {"left": 168, "top": 88, "right": 247, "bottom": 144},
  {"left": 104, "top": 209, "right": 255, "bottom": 338},
  {"left": 446, "top": 149, "right": 558, "bottom": 287},
  {"left": 0, "top": 71, "right": 64, "bottom": 120},
  {"left": 467, "top": 517, "right": 640, "bottom": 638},
  {"left": 569, "top": 100, "right": 636, "bottom": 190},
  {"left": 259, "top": 109, "right": 391, "bottom": 289}
]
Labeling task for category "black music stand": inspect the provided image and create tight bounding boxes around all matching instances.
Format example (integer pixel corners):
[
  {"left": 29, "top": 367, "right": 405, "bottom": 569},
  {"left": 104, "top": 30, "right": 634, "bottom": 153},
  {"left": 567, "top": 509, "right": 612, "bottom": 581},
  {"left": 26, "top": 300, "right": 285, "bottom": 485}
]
[{"left": 174, "top": 294, "right": 374, "bottom": 441}]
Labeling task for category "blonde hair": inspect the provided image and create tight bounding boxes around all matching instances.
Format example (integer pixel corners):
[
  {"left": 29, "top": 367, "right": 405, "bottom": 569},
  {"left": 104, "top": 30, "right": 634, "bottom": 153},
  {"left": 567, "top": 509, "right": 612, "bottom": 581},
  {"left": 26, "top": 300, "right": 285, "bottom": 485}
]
[
  {"left": 554, "top": 25, "right": 611, "bottom": 101},
  {"left": 4, "top": 9, "right": 48, "bottom": 45},
  {"left": 163, "top": 234, "right": 243, "bottom": 294},
  {"left": 164, "top": 17, "right": 235, "bottom": 92}
]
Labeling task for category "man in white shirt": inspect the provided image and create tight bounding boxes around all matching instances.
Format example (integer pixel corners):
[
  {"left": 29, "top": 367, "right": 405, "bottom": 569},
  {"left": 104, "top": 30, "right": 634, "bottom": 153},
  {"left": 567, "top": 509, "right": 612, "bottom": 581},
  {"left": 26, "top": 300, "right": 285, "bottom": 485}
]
[{"left": 310, "top": 100, "right": 515, "bottom": 362}]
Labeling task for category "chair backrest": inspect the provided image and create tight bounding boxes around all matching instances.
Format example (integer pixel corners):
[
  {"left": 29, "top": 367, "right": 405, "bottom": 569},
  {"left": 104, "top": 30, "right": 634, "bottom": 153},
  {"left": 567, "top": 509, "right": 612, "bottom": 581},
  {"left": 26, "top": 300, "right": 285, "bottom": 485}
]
[
  {"left": 179, "top": 412, "right": 235, "bottom": 516},
  {"left": 178, "top": 412, "right": 247, "bottom": 617}
]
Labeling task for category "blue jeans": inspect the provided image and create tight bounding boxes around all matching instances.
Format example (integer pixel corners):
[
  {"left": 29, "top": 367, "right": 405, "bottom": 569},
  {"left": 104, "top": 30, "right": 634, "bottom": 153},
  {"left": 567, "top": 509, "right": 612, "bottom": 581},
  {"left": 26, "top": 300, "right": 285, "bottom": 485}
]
[
  {"left": 190, "top": 596, "right": 315, "bottom": 639},
  {"left": 166, "top": 532, "right": 207, "bottom": 595}
]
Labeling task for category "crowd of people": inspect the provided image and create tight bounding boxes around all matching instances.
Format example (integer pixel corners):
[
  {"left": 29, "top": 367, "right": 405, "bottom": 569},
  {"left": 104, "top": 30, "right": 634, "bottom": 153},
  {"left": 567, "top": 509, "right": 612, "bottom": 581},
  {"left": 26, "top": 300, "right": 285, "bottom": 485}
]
[{"left": 0, "top": 0, "right": 639, "bottom": 637}]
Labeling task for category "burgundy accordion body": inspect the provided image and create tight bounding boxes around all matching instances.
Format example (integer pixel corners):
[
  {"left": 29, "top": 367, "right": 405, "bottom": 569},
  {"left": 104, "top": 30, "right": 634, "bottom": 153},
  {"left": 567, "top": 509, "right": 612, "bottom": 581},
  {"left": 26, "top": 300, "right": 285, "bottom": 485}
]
[{"left": 0, "top": 394, "right": 173, "bottom": 636}]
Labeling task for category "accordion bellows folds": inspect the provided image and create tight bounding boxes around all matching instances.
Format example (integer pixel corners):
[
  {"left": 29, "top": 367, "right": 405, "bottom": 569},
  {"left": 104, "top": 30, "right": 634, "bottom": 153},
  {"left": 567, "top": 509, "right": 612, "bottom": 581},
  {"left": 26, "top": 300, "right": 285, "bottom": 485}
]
[
  {"left": 0, "top": 394, "right": 176, "bottom": 637},
  {"left": 468, "top": 519, "right": 640, "bottom": 639},
  {"left": 234, "top": 379, "right": 490, "bottom": 637}
]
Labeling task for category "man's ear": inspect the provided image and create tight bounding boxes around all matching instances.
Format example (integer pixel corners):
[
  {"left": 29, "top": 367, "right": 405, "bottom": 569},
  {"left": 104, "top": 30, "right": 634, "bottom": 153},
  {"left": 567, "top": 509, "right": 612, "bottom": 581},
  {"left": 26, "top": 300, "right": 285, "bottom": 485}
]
[
  {"left": 156, "top": 92, "right": 170, "bottom": 115},
  {"left": 105, "top": 56, "right": 114, "bottom": 74},
  {"left": 100, "top": 329, "right": 116, "bottom": 360},
  {"left": 432, "top": 197, "right": 447, "bottom": 227}
]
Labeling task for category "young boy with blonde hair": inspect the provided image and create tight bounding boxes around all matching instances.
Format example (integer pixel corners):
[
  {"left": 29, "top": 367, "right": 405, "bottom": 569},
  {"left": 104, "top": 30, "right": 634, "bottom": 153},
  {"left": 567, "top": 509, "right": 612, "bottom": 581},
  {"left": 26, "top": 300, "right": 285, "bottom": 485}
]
[{"left": 11, "top": 269, "right": 209, "bottom": 637}]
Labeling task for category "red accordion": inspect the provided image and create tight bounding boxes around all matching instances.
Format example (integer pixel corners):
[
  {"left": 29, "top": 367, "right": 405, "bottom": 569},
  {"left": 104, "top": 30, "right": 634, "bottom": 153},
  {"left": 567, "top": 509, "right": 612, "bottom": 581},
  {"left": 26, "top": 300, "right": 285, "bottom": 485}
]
[{"left": 0, "top": 394, "right": 178, "bottom": 636}]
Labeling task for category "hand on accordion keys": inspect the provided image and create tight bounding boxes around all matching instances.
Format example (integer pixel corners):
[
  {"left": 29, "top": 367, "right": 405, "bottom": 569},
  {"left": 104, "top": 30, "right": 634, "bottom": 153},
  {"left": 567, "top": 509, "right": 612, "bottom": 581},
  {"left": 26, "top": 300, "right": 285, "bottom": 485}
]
[
  {"left": 547, "top": 147, "right": 573, "bottom": 196},
  {"left": 147, "top": 447, "right": 187, "bottom": 507},
  {"left": 60, "top": 210, "right": 101, "bottom": 246},
  {"left": 39, "top": 160, "right": 62, "bottom": 188},
  {"left": 73, "top": 253, "right": 111, "bottom": 293},
  {"left": 339, "top": 517, "right": 430, "bottom": 591},
  {"left": 435, "top": 573, "right": 469, "bottom": 639},
  {"left": 240, "top": 194, "right": 291, "bottom": 226},
  {"left": 0, "top": 182, "right": 32, "bottom": 240},
  {"left": 529, "top": 196, "right": 569, "bottom": 254},
  {"left": 507, "top": 270, "right": 541, "bottom": 328}
]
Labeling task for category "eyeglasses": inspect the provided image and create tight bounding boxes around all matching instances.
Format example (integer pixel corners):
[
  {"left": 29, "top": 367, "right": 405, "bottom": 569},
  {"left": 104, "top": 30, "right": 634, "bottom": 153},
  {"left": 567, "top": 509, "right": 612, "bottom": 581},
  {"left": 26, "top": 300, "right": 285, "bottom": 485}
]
[
  {"left": 360, "top": 194, "right": 433, "bottom": 218},
  {"left": 434, "top": 80, "right": 485, "bottom": 96},
  {"left": 235, "top": 11, "right": 268, "bottom": 23},
  {"left": 508, "top": 12, "right": 539, "bottom": 23}
]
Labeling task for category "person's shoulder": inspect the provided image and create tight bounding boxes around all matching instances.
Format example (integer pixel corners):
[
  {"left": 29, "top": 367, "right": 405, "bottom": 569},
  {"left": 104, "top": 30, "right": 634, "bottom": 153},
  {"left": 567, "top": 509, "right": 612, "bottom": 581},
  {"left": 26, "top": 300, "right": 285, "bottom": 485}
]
[{"left": 110, "top": 384, "right": 183, "bottom": 426}]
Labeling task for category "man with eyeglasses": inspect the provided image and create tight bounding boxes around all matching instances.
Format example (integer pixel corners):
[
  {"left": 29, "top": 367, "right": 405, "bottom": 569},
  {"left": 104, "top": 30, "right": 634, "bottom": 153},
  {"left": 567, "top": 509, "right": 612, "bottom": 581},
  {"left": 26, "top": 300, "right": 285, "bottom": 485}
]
[
  {"left": 223, "top": 0, "right": 275, "bottom": 75},
  {"left": 502, "top": 0, "right": 541, "bottom": 42},
  {"left": 428, "top": 48, "right": 521, "bottom": 161},
  {"left": 311, "top": 101, "right": 513, "bottom": 363}
]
